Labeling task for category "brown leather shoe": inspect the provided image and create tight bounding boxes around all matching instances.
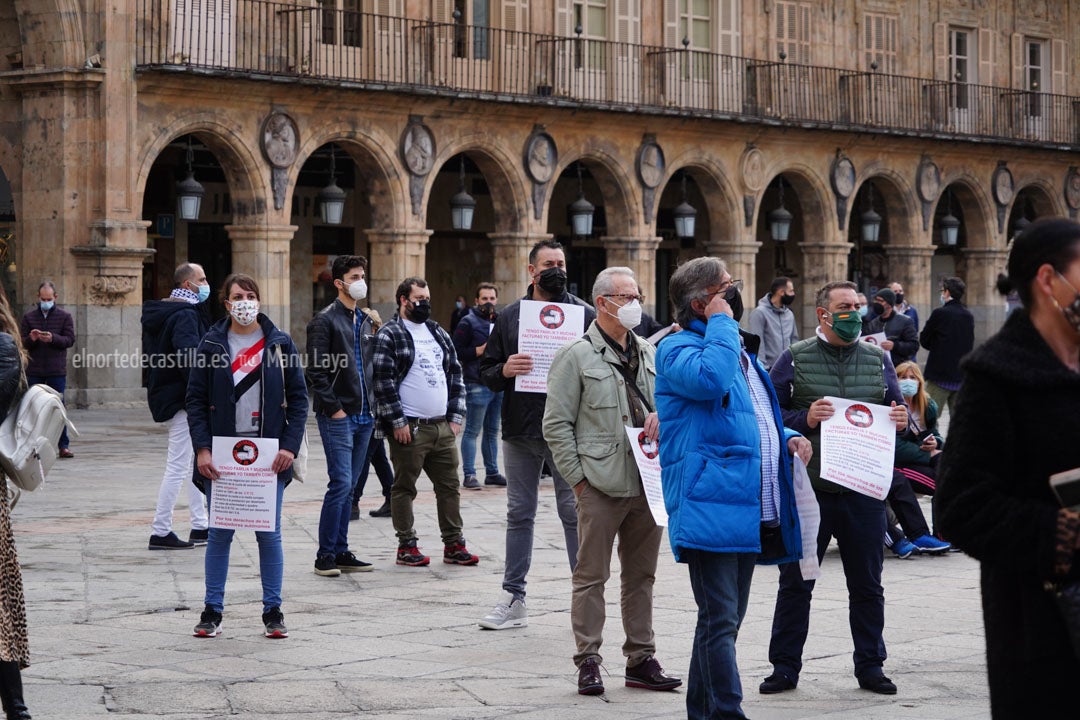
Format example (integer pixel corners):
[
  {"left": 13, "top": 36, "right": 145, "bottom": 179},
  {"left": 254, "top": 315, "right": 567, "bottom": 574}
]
[
  {"left": 578, "top": 657, "right": 604, "bottom": 695},
  {"left": 59, "top": 448, "right": 74, "bottom": 459},
  {"left": 625, "top": 656, "right": 682, "bottom": 691}
]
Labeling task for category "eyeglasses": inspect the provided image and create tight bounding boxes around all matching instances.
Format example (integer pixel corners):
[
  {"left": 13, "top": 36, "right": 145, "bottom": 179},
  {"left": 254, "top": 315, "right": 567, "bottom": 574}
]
[
  {"left": 704, "top": 278, "right": 743, "bottom": 300},
  {"left": 603, "top": 293, "right": 644, "bottom": 304}
]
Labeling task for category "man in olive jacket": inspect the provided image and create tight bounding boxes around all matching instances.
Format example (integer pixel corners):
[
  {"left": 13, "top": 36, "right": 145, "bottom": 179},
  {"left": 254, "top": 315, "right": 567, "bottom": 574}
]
[{"left": 543, "top": 267, "right": 681, "bottom": 697}]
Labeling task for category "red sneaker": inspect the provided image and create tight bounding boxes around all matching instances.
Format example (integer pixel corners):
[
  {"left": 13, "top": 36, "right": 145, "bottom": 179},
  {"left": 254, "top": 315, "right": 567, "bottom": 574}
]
[
  {"left": 396, "top": 541, "right": 430, "bottom": 567},
  {"left": 443, "top": 539, "right": 479, "bottom": 565}
]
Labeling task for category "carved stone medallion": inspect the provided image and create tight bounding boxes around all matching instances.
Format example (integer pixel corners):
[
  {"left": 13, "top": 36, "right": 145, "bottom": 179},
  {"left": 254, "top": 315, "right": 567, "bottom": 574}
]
[
  {"left": 992, "top": 163, "right": 1015, "bottom": 207},
  {"left": 636, "top": 140, "right": 665, "bottom": 189},
  {"left": 400, "top": 121, "right": 436, "bottom": 177},
  {"left": 261, "top": 113, "right": 299, "bottom": 169},
  {"left": 831, "top": 155, "right": 856, "bottom": 199},
  {"left": 524, "top": 132, "right": 557, "bottom": 184},
  {"left": 741, "top": 145, "right": 765, "bottom": 194},
  {"left": 917, "top": 158, "right": 941, "bottom": 203}
]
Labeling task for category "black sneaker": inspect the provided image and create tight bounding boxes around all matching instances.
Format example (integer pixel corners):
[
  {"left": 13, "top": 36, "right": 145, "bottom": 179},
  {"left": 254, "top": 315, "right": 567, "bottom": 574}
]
[
  {"left": 484, "top": 473, "right": 508, "bottom": 487},
  {"left": 149, "top": 532, "right": 194, "bottom": 550},
  {"left": 314, "top": 555, "right": 341, "bottom": 577},
  {"left": 262, "top": 607, "right": 288, "bottom": 638},
  {"left": 188, "top": 528, "right": 209, "bottom": 545},
  {"left": 369, "top": 500, "right": 391, "bottom": 517},
  {"left": 335, "top": 551, "right": 374, "bottom": 573},
  {"left": 858, "top": 673, "right": 897, "bottom": 695},
  {"left": 349, "top": 504, "right": 360, "bottom": 521},
  {"left": 193, "top": 605, "right": 222, "bottom": 638}
]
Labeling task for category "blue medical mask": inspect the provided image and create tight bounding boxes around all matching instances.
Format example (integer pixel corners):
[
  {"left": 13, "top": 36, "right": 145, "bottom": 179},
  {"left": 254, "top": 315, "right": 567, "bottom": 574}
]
[
  {"left": 39, "top": 300, "right": 54, "bottom": 312},
  {"left": 858, "top": 305, "right": 869, "bottom": 318},
  {"left": 898, "top": 379, "right": 919, "bottom": 398},
  {"left": 196, "top": 283, "right": 211, "bottom": 303}
]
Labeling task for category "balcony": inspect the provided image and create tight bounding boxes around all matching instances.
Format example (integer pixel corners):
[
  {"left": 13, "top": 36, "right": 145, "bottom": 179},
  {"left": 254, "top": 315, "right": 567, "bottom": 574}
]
[{"left": 135, "top": 0, "right": 1080, "bottom": 149}]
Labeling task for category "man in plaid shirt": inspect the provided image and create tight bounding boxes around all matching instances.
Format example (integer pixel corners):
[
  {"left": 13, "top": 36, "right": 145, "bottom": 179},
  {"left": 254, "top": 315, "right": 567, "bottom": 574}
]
[{"left": 372, "top": 276, "right": 478, "bottom": 567}]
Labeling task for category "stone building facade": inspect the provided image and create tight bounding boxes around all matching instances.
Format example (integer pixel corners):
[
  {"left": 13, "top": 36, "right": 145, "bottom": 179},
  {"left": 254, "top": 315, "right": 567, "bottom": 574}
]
[{"left": 0, "top": 0, "right": 1077, "bottom": 403}]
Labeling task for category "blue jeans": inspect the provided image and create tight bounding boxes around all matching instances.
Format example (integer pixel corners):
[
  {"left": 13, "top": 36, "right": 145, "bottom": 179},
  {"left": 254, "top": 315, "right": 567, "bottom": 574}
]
[
  {"left": 203, "top": 479, "right": 285, "bottom": 614},
  {"left": 501, "top": 437, "right": 578, "bottom": 600},
  {"left": 685, "top": 551, "right": 756, "bottom": 720},
  {"left": 461, "top": 383, "right": 502, "bottom": 476},
  {"left": 768, "top": 490, "right": 887, "bottom": 682},
  {"left": 316, "top": 413, "right": 373, "bottom": 558},
  {"left": 27, "top": 374, "right": 69, "bottom": 449},
  {"left": 353, "top": 429, "right": 394, "bottom": 504}
]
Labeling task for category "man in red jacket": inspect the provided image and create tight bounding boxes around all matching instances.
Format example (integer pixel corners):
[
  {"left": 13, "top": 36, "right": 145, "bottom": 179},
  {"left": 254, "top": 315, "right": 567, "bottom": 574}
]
[{"left": 20, "top": 281, "right": 75, "bottom": 458}]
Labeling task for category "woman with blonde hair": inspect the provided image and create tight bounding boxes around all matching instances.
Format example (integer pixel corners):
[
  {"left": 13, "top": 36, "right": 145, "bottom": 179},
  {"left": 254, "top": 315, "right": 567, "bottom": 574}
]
[
  {"left": 0, "top": 283, "right": 32, "bottom": 719},
  {"left": 893, "top": 360, "right": 943, "bottom": 495}
]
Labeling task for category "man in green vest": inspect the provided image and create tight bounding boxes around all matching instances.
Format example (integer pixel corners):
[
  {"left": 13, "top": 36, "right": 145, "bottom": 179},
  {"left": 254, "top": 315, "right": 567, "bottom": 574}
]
[{"left": 760, "top": 280, "right": 909, "bottom": 697}]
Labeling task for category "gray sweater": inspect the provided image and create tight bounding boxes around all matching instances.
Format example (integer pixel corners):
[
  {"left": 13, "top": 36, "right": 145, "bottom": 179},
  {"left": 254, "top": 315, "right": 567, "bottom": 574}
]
[{"left": 747, "top": 294, "right": 799, "bottom": 369}]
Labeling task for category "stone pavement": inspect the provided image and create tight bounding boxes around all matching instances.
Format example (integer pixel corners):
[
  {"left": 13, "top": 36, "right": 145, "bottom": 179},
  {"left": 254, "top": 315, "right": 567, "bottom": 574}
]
[{"left": 10, "top": 407, "right": 990, "bottom": 719}]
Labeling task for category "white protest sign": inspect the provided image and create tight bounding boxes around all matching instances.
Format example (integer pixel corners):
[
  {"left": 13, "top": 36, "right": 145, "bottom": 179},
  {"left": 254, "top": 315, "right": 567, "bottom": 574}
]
[
  {"left": 209, "top": 436, "right": 279, "bottom": 531},
  {"left": 516, "top": 300, "right": 586, "bottom": 393},
  {"left": 792, "top": 455, "right": 821, "bottom": 581},
  {"left": 818, "top": 396, "right": 895, "bottom": 500},
  {"left": 861, "top": 331, "right": 887, "bottom": 348},
  {"left": 625, "top": 426, "right": 667, "bottom": 527}
]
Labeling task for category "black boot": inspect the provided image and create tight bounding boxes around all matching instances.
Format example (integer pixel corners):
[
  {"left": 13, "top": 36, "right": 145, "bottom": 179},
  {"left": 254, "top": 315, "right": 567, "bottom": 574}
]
[{"left": 0, "top": 661, "right": 31, "bottom": 719}]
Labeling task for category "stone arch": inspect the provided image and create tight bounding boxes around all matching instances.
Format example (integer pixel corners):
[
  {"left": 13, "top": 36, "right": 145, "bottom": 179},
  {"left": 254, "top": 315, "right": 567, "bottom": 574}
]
[
  {"left": 136, "top": 115, "right": 268, "bottom": 230},
  {"left": 851, "top": 167, "right": 920, "bottom": 246},
  {"left": 423, "top": 135, "right": 529, "bottom": 235},
  {"left": 661, "top": 152, "right": 741, "bottom": 244},
  {"left": 935, "top": 173, "right": 995, "bottom": 250},
  {"left": 758, "top": 162, "right": 831, "bottom": 237},
  {"left": 554, "top": 148, "right": 638, "bottom": 238},
  {"left": 13, "top": 0, "right": 84, "bottom": 69},
  {"left": 292, "top": 123, "right": 407, "bottom": 230},
  {"left": 1010, "top": 176, "right": 1062, "bottom": 220}
]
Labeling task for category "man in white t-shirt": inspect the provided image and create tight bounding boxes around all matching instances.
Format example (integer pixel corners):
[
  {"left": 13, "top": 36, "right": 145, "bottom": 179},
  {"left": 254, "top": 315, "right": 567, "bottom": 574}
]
[{"left": 371, "top": 277, "right": 478, "bottom": 568}]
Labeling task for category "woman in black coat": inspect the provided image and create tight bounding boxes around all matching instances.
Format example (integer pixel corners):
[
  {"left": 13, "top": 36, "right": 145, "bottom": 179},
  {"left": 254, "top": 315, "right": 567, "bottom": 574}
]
[{"left": 937, "top": 218, "right": 1080, "bottom": 718}]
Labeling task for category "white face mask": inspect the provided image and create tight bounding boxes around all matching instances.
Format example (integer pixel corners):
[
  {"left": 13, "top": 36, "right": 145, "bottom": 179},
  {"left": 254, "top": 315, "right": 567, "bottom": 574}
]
[
  {"left": 346, "top": 279, "right": 367, "bottom": 301},
  {"left": 229, "top": 299, "right": 260, "bottom": 326},
  {"left": 606, "top": 298, "right": 642, "bottom": 330}
]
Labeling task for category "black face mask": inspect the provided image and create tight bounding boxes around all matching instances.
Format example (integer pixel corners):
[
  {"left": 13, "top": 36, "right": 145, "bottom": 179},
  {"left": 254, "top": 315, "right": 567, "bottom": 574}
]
[
  {"left": 407, "top": 300, "right": 432, "bottom": 323},
  {"left": 727, "top": 288, "right": 744, "bottom": 323},
  {"left": 477, "top": 302, "right": 496, "bottom": 319},
  {"left": 780, "top": 293, "right": 795, "bottom": 306},
  {"left": 894, "top": 292, "right": 905, "bottom": 305},
  {"left": 536, "top": 267, "right": 568, "bottom": 296}
]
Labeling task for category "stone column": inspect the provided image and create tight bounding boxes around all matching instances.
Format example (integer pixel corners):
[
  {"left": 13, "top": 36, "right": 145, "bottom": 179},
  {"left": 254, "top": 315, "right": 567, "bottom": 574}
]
[
  {"left": 960, "top": 247, "right": 1009, "bottom": 344},
  {"left": 602, "top": 236, "right": 661, "bottom": 315},
  {"left": 489, "top": 233, "right": 551, "bottom": 303},
  {"left": 226, "top": 224, "right": 298, "bottom": 330},
  {"left": 796, "top": 241, "right": 852, "bottom": 335},
  {"left": 69, "top": 236, "right": 155, "bottom": 406},
  {"left": 364, "top": 228, "right": 433, "bottom": 321},
  {"left": 704, "top": 237, "right": 761, "bottom": 325},
  {"left": 886, "top": 244, "right": 936, "bottom": 327}
]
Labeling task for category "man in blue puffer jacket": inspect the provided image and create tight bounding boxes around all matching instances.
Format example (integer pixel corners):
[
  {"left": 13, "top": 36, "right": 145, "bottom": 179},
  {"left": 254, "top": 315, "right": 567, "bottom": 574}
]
[{"left": 656, "top": 256, "right": 808, "bottom": 720}]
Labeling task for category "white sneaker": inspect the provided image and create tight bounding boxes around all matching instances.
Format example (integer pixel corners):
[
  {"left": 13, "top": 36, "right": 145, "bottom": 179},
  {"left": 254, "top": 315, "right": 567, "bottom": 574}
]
[{"left": 478, "top": 592, "right": 528, "bottom": 630}]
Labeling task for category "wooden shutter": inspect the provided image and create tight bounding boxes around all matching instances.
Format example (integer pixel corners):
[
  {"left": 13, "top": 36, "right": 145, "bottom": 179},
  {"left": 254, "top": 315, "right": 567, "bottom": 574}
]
[
  {"left": 662, "top": 0, "right": 677, "bottom": 47},
  {"left": 1052, "top": 38, "right": 1067, "bottom": 94},
  {"left": 614, "top": 0, "right": 639, "bottom": 44},
  {"left": 555, "top": 0, "right": 572, "bottom": 36},
  {"left": 796, "top": 2, "right": 810, "bottom": 64},
  {"left": 718, "top": 0, "right": 739, "bottom": 56},
  {"left": 978, "top": 27, "right": 993, "bottom": 86},
  {"left": 933, "top": 22, "right": 947, "bottom": 80},
  {"left": 1011, "top": 32, "right": 1024, "bottom": 87},
  {"left": 432, "top": 0, "right": 452, "bottom": 22},
  {"left": 503, "top": 0, "right": 528, "bottom": 31}
]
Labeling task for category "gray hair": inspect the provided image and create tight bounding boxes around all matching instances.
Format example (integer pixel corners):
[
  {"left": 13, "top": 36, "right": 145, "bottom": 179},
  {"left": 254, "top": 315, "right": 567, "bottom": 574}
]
[
  {"left": 815, "top": 280, "right": 858, "bottom": 309},
  {"left": 670, "top": 256, "right": 727, "bottom": 328},
  {"left": 38, "top": 280, "right": 56, "bottom": 294},
  {"left": 591, "top": 266, "right": 635, "bottom": 302}
]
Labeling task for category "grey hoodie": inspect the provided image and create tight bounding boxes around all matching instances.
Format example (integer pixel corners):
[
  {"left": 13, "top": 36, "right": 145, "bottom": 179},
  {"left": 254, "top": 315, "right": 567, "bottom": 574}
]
[{"left": 748, "top": 294, "right": 799, "bottom": 369}]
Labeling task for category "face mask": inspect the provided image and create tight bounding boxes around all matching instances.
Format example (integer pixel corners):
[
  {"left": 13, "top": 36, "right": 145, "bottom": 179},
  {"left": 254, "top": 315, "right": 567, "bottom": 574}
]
[
  {"left": 39, "top": 300, "right": 54, "bottom": 312},
  {"left": 228, "top": 299, "right": 260, "bottom": 326},
  {"left": 196, "top": 283, "right": 211, "bottom": 303},
  {"left": 827, "top": 310, "right": 863, "bottom": 342},
  {"left": 536, "top": 267, "right": 568, "bottom": 296},
  {"left": 1056, "top": 272, "right": 1080, "bottom": 335},
  {"left": 875, "top": 302, "right": 889, "bottom": 315},
  {"left": 408, "top": 299, "right": 432, "bottom": 323},
  {"left": 455, "top": 300, "right": 464, "bottom": 310},
  {"left": 780, "top": 293, "right": 795, "bottom": 306},
  {"left": 894, "top": 292, "right": 905, "bottom": 305},
  {"left": 898, "top": 379, "right": 919, "bottom": 398},
  {"left": 478, "top": 302, "right": 496, "bottom": 319},
  {"left": 940, "top": 293, "right": 947, "bottom": 306},
  {"left": 727, "top": 288, "right": 744, "bottom": 323},
  {"left": 345, "top": 279, "right": 367, "bottom": 301},
  {"left": 605, "top": 298, "right": 642, "bottom": 330},
  {"left": 858, "top": 305, "right": 869, "bottom": 318}
]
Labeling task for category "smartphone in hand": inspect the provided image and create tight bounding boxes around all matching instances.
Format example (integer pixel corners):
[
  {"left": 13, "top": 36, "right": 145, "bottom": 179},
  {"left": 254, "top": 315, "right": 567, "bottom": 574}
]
[{"left": 1050, "top": 468, "right": 1080, "bottom": 510}]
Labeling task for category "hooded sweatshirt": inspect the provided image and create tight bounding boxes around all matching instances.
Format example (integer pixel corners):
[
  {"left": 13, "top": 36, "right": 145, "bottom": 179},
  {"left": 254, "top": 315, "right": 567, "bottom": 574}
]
[
  {"left": 747, "top": 294, "right": 799, "bottom": 370},
  {"left": 141, "top": 298, "right": 209, "bottom": 422}
]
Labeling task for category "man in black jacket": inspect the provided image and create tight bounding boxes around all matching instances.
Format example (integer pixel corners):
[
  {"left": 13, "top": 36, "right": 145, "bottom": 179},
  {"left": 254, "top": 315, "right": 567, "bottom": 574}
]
[
  {"left": 141, "top": 263, "right": 211, "bottom": 550},
  {"left": 920, "top": 276, "right": 975, "bottom": 418},
  {"left": 476, "top": 239, "right": 596, "bottom": 630},
  {"left": 306, "top": 255, "right": 377, "bottom": 578},
  {"left": 866, "top": 288, "right": 918, "bottom": 365}
]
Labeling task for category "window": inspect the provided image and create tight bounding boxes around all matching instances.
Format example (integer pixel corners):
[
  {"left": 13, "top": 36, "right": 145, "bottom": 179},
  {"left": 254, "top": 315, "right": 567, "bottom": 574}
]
[
  {"left": 451, "top": 0, "right": 490, "bottom": 59},
  {"left": 949, "top": 27, "right": 973, "bottom": 109},
  {"left": 774, "top": 1, "right": 810, "bottom": 65},
  {"left": 319, "top": 0, "right": 362, "bottom": 47},
  {"left": 572, "top": 0, "right": 607, "bottom": 69},
  {"left": 863, "top": 12, "right": 897, "bottom": 74},
  {"left": 1026, "top": 38, "right": 1046, "bottom": 92}
]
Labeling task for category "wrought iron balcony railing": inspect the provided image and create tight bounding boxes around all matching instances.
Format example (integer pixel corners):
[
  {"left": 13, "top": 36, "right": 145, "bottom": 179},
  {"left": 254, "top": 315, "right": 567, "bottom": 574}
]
[{"left": 135, "top": 0, "right": 1080, "bottom": 147}]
